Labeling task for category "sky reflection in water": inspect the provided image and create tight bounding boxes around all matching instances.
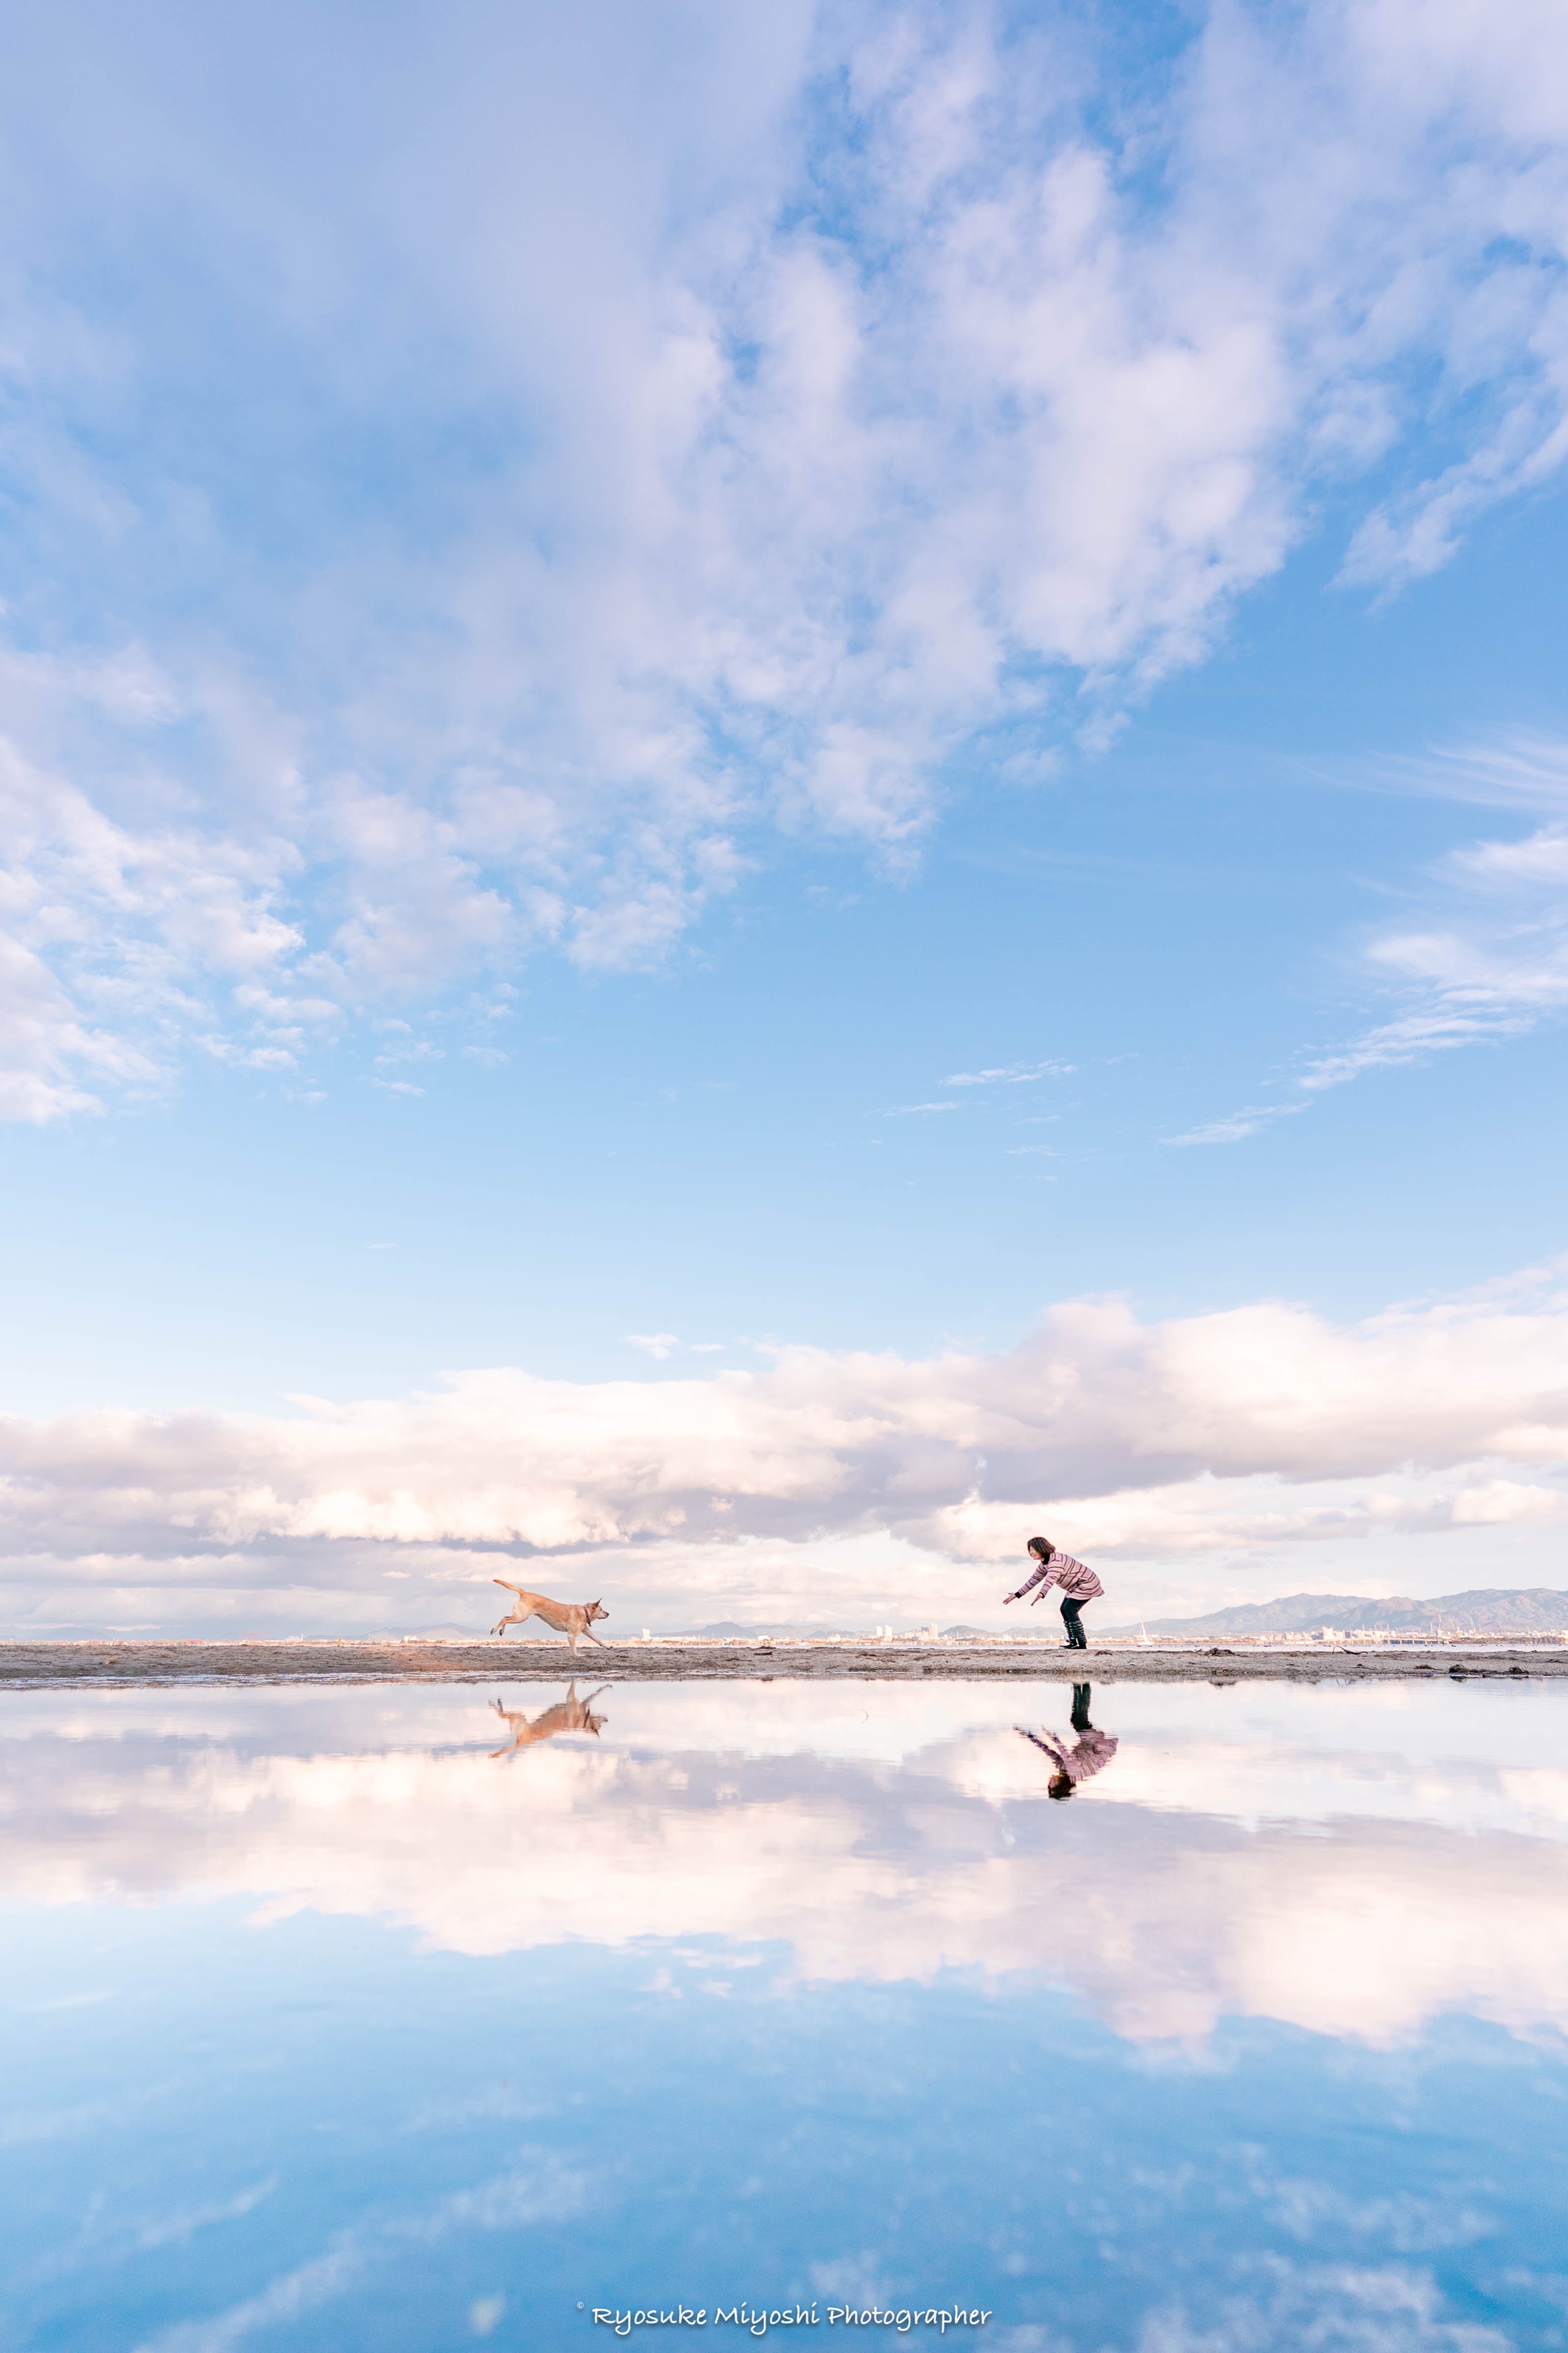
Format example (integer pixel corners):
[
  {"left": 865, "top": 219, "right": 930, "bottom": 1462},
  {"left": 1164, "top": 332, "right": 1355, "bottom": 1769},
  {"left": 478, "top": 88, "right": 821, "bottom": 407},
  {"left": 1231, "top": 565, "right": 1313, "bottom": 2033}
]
[{"left": 3, "top": 1677, "right": 1567, "bottom": 2352}]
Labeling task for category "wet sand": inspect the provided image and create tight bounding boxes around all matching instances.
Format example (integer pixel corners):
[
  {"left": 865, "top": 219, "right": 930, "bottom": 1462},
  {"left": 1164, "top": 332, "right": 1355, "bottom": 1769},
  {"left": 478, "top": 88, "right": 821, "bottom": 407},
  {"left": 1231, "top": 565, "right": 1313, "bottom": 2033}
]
[{"left": 3, "top": 1637, "right": 1565, "bottom": 1687}]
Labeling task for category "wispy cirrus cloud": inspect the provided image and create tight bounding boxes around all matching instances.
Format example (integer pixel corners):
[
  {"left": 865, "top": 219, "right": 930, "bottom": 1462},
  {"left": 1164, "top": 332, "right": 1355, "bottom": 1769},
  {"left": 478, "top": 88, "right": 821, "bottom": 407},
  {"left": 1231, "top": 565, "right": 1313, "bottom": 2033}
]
[
  {"left": 131, "top": 2153, "right": 589, "bottom": 2353},
  {"left": 1167, "top": 1103, "right": 1307, "bottom": 1147},
  {"left": 1365, "top": 732, "right": 1568, "bottom": 815},
  {"left": 1175, "top": 735, "right": 1568, "bottom": 1139},
  {"left": 941, "top": 1062, "right": 1075, "bottom": 1087}
]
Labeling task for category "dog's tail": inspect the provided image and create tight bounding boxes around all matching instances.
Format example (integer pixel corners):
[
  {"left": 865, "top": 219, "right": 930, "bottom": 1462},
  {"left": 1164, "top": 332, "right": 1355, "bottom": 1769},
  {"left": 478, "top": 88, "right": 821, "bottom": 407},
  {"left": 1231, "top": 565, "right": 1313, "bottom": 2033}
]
[{"left": 493, "top": 1578, "right": 523, "bottom": 1592}]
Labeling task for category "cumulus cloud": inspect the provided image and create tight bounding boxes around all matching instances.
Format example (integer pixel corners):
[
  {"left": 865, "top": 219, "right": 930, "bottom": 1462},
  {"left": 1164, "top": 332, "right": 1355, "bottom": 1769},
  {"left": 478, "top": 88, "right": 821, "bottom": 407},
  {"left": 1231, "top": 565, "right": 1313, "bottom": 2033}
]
[
  {"left": 3, "top": 1266, "right": 1567, "bottom": 1631},
  {"left": 5, "top": 0, "right": 1568, "bottom": 1108}
]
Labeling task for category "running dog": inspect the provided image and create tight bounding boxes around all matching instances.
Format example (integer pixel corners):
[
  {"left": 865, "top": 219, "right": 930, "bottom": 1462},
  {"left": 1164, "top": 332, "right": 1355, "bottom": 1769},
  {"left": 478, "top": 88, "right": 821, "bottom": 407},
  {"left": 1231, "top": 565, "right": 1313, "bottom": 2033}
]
[
  {"left": 490, "top": 1580, "right": 609, "bottom": 1652},
  {"left": 489, "top": 1682, "right": 609, "bottom": 1757}
]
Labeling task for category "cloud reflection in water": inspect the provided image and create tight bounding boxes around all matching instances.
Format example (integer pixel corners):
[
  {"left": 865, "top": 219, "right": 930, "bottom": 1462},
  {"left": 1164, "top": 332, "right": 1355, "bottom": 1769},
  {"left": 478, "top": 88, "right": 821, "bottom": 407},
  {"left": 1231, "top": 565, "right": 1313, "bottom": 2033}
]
[{"left": 3, "top": 1678, "right": 1567, "bottom": 2046}]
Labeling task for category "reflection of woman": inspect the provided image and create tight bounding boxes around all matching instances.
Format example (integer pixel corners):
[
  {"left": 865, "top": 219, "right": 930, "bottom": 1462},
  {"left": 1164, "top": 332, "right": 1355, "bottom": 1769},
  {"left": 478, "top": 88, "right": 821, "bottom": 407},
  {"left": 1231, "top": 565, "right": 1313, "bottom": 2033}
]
[
  {"left": 1018, "top": 1684, "right": 1119, "bottom": 1800},
  {"left": 1003, "top": 1535, "right": 1103, "bottom": 1649}
]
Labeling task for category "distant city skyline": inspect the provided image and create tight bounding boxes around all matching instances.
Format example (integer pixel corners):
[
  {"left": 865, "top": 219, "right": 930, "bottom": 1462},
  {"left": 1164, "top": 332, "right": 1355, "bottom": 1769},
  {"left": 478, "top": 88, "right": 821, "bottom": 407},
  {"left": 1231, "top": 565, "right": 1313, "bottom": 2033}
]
[{"left": 3, "top": 0, "right": 1567, "bottom": 1634}]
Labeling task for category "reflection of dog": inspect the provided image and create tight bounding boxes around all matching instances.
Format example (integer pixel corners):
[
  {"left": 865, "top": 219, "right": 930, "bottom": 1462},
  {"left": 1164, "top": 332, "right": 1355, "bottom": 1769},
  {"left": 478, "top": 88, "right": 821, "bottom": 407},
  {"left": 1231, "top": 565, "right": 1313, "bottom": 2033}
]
[
  {"left": 490, "top": 1682, "right": 609, "bottom": 1757},
  {"left": 491, "top": 1580, "right": 610, "bottom": 1652}
]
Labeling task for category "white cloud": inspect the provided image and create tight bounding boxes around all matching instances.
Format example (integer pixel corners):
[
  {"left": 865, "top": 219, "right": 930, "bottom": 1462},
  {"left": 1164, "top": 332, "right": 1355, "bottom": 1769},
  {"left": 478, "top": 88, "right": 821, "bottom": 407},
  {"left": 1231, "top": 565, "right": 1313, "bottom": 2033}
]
[
  {"left": 1167, "top": 1104, "right": 1306, "bottom": 1147},
  {"left": 1179, "top": 733, "right": 1568, "bottom": 1134},
  {"left": 0, "top": 653, "right": 311, "bottom": 1116},
  {"left": 1454, "top": 824, "right": 1568, "bottom": 888},
  {"left": 936, "top": 1465, "right": 1567, "bottom": 1568},
  {"left": 3, "top": 1264, "right": 1567, "bottom": 1631},
  {"left": 127, "top": 2148, "right": 589, "bottom": 2353},
  {"left": 943, "top": 1062, "right": 1073, "bottom": 1087},
  {"left": 1140, "top": 2259, "right": 1509, "bottom": 2353},
  {"left": 5, "top": 1, "right": 1568, "bottom": 1106},
  {"left": 8, "top": 1679, "right": 1568, "bottom": 2053},
  {"left": 1377, "top": 734, "right": 1568, "bottom": 816},
  {"left": 1309, "top": 805, "right": 1568, "bottom": 1080}
]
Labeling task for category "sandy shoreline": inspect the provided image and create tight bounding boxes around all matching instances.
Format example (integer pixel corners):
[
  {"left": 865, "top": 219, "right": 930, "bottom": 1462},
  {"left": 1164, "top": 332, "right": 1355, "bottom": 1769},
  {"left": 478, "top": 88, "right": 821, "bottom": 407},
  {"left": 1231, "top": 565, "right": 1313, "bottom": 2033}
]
[{"left": 3, "top": 1636, "right": 1566, "bottom": 1688}]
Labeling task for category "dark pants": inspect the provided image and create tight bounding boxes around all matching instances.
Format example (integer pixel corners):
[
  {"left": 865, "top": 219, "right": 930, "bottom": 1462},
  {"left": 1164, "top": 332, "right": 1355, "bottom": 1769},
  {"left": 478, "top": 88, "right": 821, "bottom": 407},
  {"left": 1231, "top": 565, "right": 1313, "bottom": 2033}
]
[
  {"left": 1071, "top": 1682, "right": 1092, "bottom": 1732},
  {"left": 1061, "top": 1597, "right": 1088, "bottom": 1648}
]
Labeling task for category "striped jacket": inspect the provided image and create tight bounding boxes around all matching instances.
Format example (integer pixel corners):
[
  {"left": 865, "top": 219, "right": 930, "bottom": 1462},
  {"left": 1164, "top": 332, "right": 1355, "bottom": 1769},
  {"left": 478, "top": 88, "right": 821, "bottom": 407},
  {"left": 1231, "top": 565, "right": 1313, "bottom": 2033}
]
[
  {"left": 1022, "top": 1726, "right": 1119, "bottom": 1783},
  {"left": 1012, "top": 1550, "right": 1104, "bottom": 1603}
]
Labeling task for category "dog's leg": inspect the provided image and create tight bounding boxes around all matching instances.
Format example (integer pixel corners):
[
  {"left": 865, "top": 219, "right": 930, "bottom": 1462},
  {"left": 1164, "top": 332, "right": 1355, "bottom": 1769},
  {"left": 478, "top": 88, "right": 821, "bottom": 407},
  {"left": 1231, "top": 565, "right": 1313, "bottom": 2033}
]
[
  {"left": 496, "top": 1600, "right": 540, "bottom": 1640},
  {"left": 582, "top": 1625, "right": 608, "bottom": 1648},
  {"left": 489, "top": 1700, "right": 524, "bottom": 1758}
]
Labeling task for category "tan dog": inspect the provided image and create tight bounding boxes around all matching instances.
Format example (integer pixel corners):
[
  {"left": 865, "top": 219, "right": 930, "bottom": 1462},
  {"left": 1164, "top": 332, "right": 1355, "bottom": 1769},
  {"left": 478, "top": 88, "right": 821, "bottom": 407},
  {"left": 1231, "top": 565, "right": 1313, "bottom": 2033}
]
[
  {"left": 491, "top": 1579, "right": 609, "bottom": 1652},
  {"left": 489, "top": 1681, "right": 609, "bottom": 1757}
]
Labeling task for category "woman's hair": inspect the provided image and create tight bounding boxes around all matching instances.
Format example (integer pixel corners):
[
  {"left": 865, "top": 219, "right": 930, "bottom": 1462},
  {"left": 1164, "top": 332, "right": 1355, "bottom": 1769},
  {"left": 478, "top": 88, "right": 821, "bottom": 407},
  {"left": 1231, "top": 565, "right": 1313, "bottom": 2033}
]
[
  {"left": 1027, "top": 1536, "right": 1055, "bottom": 1561},
  {"left": 1047, "top": 1773, "right": 1074, "bottom": 1800}
]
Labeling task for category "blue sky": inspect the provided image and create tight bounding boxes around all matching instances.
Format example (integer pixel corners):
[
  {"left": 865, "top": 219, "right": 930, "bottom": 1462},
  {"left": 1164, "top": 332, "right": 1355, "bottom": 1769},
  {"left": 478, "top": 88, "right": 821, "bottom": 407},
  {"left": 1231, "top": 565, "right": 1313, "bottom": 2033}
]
[{"left": 3, "top": 0, "right": 1568, "bottom": 1633}]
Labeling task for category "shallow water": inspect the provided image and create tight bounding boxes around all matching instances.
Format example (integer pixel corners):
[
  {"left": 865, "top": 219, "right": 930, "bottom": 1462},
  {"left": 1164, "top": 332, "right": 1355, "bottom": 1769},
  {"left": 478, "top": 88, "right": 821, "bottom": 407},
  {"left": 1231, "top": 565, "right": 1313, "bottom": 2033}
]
[{"left": 3, "top": 1676, "right": 1567, "bottom": 2352}]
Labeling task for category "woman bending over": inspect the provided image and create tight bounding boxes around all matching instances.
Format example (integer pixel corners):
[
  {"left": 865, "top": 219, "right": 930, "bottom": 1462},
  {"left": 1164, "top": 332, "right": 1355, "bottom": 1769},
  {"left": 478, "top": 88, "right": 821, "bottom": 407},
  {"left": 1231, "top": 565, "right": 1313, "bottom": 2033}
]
[{"left": 1003, "top": 1536, "right": 1103, "bottom": 1649}]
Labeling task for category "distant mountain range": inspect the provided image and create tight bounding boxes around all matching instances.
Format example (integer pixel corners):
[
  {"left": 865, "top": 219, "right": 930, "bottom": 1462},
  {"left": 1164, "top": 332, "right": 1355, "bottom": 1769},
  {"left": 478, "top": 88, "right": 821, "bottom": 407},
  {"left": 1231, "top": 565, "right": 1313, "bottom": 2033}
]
[
  {"left": 683, "top": 1619, "right": 853, "bottom": 1638},
  {"left": 1102, "top": 1588, "right": 1568, "bottom": 1637}
]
